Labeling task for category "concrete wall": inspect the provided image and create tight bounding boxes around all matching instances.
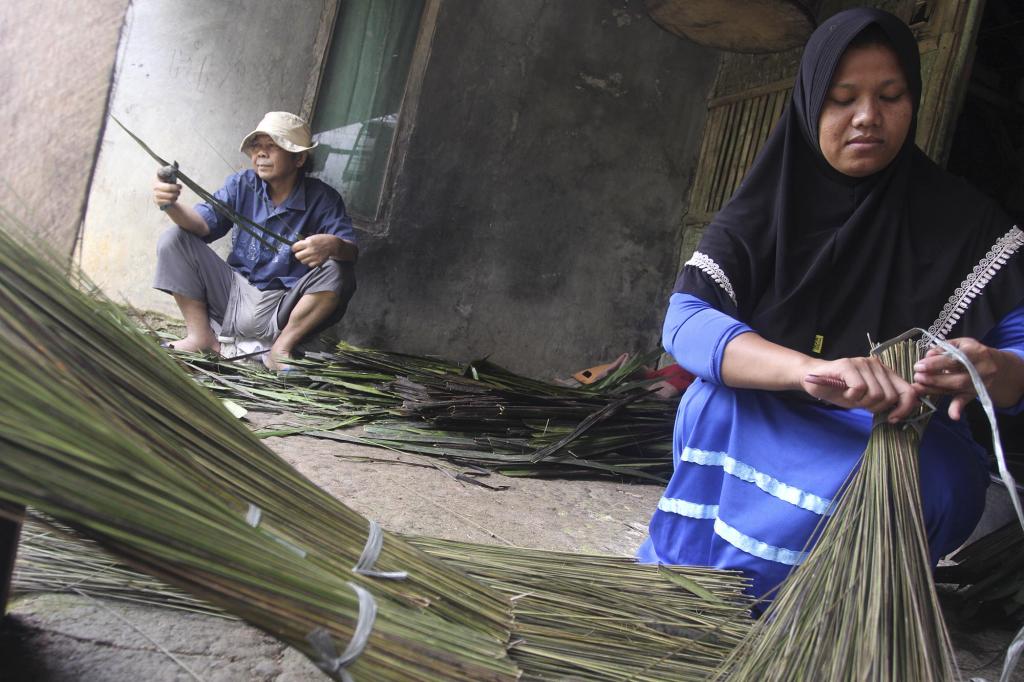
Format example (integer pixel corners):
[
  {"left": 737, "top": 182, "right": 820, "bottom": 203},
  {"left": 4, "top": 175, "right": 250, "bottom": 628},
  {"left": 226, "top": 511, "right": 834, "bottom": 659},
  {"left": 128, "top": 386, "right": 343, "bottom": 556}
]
[
  {"left": 79, "top": 0, "right": 720, "bottom": 378},
  {"left": 79, "top": 0, "right": 331, "bottom": 296},
  {"left": 0, "top": 0, "right": 129, "bottom": 257},
  {"left": 346, "top": 0, "right": 719, "bottom": 376}
]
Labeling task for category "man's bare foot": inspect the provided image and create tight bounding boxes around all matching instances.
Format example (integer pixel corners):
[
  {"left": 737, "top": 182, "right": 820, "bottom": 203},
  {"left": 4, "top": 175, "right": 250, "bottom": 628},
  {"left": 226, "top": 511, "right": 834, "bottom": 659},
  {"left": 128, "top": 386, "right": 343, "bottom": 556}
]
[
  {"left": 263, "top": 344, "right": 294, "bottom": 372},
  {"left": 164, "top": 335, "right": 221, "bottom": 354}
]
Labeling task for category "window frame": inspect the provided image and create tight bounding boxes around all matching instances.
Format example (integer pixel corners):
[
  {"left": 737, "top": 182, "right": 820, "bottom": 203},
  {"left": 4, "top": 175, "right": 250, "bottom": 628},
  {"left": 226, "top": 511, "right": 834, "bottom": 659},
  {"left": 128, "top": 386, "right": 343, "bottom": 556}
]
[{"left": 299, "top": 0, "right": 441, "bottom": 232}]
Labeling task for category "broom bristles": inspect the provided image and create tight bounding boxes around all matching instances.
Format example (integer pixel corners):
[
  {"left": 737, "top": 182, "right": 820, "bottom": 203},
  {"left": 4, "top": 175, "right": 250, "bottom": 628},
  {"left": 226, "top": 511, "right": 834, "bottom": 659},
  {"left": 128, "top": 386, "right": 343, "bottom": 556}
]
[{"left": 712, "top": 337, "right": 959, "bottom": 681}]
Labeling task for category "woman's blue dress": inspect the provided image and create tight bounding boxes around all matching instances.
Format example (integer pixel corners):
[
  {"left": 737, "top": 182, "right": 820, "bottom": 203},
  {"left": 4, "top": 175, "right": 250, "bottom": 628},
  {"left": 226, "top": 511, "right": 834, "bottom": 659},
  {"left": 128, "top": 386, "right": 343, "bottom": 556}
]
[{"left": 638, "top": 293, "right": 1024, "bottom": 600}]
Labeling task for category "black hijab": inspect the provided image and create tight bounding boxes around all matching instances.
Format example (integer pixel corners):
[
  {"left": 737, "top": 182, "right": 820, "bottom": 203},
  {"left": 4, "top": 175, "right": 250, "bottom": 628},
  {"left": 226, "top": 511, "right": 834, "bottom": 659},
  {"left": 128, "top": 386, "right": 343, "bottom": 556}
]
[{"left": 674, "top": 7, "right": 1024, "bottom": 360}]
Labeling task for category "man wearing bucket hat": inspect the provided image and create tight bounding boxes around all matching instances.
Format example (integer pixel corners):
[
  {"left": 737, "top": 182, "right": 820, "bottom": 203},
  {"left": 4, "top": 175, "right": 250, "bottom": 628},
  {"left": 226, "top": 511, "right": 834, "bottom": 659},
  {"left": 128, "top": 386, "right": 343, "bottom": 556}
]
[{"left": 151, "top": 111, "right": 357, "bottom": 371}]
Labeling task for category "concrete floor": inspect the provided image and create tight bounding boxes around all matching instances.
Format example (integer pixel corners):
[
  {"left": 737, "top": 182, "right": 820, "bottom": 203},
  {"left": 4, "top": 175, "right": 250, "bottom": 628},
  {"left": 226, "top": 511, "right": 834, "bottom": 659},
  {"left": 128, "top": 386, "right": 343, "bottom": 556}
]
[{"left": 2, "top": 411, "right": 1023, "bottom": 681}]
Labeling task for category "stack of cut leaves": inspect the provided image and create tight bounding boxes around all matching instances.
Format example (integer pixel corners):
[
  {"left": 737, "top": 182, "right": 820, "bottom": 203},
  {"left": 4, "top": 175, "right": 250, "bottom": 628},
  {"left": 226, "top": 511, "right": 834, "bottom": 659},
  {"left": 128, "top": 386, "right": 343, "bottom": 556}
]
[
  {"left": 937, "top": 519, "right": 1024, "bottom": 622},
  {"left": 185, "top": 345, "right": 676, "bottom": 482},
  {"left": 14, "top": 512, "right": 754, "bottom": 681},
  {"left": 186, "top": 349, "right": 399, "bottom": 422},
  {"left": 0, "top": 214, "right": 753, "bottom": 679},
  {"left": 712, "top": 336, "right": 960, "bottom": 681}
]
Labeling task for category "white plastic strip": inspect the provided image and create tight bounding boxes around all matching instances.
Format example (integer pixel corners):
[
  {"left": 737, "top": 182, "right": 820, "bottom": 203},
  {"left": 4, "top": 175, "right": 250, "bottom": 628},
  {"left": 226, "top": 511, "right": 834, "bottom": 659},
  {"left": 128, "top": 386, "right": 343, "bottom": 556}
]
[
  {"left": 352, "top": 519, "right": 407, "bottom": 580},
  {"left": 306, "top": 582, "right": 377, "bottom": 682},
  {"left": 909, "top": 328, "right": 1024, "bottom": 682}
]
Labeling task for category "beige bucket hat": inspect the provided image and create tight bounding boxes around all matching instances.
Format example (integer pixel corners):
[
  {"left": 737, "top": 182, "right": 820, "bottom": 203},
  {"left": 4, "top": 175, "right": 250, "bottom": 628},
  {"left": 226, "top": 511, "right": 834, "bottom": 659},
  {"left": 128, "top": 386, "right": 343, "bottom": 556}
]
[{"left": 239, "top": 111, "right": 318, "bottom": 153}]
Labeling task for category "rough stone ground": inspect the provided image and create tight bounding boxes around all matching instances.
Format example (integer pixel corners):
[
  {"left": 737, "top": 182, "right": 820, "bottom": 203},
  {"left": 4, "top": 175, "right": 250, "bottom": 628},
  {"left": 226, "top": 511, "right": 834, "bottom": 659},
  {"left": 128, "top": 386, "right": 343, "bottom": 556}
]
[{"left": 2, "top": 410, "right": 1022, "bottom": 681}]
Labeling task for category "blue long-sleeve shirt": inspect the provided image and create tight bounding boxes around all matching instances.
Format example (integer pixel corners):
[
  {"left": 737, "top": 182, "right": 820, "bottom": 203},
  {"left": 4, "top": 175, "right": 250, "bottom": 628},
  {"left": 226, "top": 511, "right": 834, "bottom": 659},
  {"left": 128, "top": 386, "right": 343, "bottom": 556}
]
[
  {"left": 194, "top": 169, "right": 356, "bottom": 291},
  {"left": 663, "top": 292, "right": 1024, "bottom": 414}
]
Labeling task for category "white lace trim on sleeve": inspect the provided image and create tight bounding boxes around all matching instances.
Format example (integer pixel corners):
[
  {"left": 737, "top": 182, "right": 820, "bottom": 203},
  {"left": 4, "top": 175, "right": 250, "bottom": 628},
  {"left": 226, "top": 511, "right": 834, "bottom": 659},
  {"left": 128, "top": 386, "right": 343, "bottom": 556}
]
[
  {"left": 684, "top": 251, "right": 737, "bottom": 306},
  {"left": 928, "top": 226, "right": 1024, "bottom": 340}
]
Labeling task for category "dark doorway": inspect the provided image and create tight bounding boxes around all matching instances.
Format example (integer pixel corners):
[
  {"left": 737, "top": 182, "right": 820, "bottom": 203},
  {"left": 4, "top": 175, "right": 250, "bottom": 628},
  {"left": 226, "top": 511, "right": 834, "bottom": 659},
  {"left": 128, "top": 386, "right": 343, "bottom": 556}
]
[
  {"left": 950, "top": 0, "right": 1024, "bottom": 472},
  {"left": 947, "top": 0, "right": 1024, "bottom": 224}
]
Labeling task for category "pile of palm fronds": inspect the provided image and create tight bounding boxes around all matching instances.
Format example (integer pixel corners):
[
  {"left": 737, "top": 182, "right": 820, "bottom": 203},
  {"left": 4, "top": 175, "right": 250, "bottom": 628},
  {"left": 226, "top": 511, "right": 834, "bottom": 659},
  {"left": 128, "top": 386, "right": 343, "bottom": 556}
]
[
  {"left": 0, "top": 214, "right": 752, "bottom": 679},
  {"left": 937, "top": 518, "right": 1024, "bottom": 623},
  {"left": 14, "top": 511, "right": 753, "bottom": 681},
  {"left": 183, "top": 344, "right": 676, "bottom": 482},
  {"left": 713, "top": 336, "right": 959, "bottom": 681}
]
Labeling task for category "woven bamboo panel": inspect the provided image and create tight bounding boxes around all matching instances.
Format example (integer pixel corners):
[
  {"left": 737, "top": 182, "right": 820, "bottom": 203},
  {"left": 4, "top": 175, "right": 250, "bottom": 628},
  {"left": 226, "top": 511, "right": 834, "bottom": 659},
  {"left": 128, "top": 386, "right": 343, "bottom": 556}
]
[
  {"left": 678, "top": 0, "right": 974, "bottom": 271},
  {"left": 687, "top": 83, "right": 791, "bottom": 224}
]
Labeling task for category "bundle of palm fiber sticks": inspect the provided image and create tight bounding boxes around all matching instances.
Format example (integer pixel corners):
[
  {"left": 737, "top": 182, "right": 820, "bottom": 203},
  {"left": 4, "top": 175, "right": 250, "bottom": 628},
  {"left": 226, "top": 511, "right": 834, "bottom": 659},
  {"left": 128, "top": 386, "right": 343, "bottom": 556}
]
[
  {"left": 712, "top": 336, "right": 960, "bottom": 681},
  {"left": 0, "top": 214, "right": 752, "bottom": 679},
  {"left": 0, "top": 214, "right": 517, "bottom": 680},
  {"left": 182, "top": 342, "right": 676, "bottom": 482},
  {"left": 14, "top": 512, "right": 753, "bottom": 681}
]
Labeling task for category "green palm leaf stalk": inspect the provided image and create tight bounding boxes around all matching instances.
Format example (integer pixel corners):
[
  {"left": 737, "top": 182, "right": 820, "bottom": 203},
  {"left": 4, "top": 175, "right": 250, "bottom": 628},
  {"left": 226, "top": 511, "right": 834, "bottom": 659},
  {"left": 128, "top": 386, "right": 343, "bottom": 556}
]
[{"left": 0, "top": 209, "right": 760, "bottom": 681}]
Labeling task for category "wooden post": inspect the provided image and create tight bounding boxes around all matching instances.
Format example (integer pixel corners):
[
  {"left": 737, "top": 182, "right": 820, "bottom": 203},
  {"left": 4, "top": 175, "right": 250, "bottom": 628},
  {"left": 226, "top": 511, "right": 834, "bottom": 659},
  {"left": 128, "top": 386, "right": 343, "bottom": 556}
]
[{"left": 0, "top": 501, "right": 24, "bottom": 617}]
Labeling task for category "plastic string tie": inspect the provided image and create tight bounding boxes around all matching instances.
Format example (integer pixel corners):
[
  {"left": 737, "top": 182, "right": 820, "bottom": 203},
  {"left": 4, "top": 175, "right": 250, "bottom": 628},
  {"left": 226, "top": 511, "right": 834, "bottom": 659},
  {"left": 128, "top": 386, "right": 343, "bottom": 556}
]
[
  {"left": 898, "top": 395, "right": 936, "bottom": 438},
  {"left": 245, "top": 503, "right": 262, "bottom": 528},
  {"left": 307, "top": 582, "right": 377, "bottom": 682},
  {"left": 353, "top": 520, "right": 407, "bottom": 580},
  {"left": 245, "top": 503, "right": 307, "bottom": 558}
]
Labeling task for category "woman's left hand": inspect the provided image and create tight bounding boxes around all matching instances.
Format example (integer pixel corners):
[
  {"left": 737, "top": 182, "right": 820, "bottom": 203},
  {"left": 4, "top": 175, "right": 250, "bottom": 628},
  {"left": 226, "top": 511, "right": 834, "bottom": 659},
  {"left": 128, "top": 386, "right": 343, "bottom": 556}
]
[{"left": 913, "top": 337, "right": 1007, "bottom": 420}]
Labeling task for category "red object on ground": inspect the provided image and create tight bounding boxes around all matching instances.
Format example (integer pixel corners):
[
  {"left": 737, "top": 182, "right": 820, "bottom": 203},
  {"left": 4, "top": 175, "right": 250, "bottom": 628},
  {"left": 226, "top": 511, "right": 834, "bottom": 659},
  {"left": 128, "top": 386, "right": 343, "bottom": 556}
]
[{"left": 643, "top": 363, "right": 695, "bottom": 392}]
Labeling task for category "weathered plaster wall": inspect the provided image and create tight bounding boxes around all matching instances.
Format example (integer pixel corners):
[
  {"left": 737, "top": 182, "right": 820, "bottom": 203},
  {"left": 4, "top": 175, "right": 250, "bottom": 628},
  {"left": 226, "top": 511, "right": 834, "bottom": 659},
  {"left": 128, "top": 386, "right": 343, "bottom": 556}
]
[
  {"left": 78, "top": 0, "right": 330, "bottom": 306},
  {"left": 0, "top": 0, "right": 129, "bottom": 258},
  {"left": 345, "top": 0, "right": 719, "bottom": 376},
  {"left": 79, "top": 0, "right": 719, "bottom": 378}
]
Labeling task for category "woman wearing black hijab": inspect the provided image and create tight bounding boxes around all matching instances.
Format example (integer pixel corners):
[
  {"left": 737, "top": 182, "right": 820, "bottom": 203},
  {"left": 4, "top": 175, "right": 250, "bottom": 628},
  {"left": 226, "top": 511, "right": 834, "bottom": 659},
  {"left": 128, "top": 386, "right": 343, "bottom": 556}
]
[{"left": 638, "top": 8, "right": 1024, "bottom": 601}]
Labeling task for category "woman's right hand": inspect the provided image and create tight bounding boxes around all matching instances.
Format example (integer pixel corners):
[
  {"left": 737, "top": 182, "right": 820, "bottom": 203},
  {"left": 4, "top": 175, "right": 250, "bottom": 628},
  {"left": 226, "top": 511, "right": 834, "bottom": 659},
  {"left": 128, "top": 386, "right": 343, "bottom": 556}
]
[{"left": 800, "top": 356, "right": 919, "bottom": 423}]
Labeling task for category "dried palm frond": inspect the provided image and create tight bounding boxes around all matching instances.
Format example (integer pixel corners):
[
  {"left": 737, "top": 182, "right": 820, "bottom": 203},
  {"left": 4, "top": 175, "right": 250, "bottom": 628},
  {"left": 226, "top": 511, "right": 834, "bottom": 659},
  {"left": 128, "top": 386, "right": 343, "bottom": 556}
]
[
  {"left": 713, "top": 336, "right": 959, "bottom": 681},
  {"left": 406, "top": 536, "right": 752, "bottom": 681},
  {"left": 14, "top": 515, "right": 225, "bottom": 618}
]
